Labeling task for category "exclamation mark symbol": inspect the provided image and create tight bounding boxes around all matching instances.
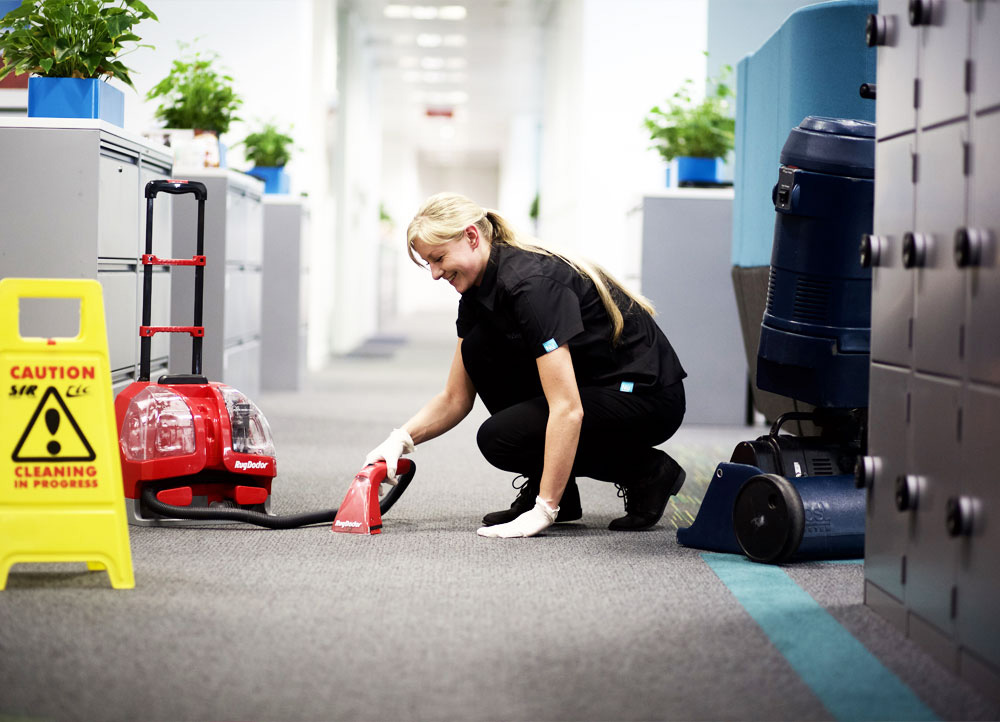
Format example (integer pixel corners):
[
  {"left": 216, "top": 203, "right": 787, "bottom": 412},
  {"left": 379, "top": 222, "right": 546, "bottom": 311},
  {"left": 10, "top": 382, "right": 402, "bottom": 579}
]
[{"left": 45, "top": 408, "right": 61, "bottom": 456}]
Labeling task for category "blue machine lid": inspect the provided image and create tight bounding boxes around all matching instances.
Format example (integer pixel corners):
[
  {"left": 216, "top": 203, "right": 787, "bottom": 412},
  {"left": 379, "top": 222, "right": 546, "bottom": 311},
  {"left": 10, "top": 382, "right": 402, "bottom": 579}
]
[
  {"left": 800, "top": 116, "right": 875, "bottom": 138},
  {"left": 780, "top": 115, "right": 875, "bottom": 178}
]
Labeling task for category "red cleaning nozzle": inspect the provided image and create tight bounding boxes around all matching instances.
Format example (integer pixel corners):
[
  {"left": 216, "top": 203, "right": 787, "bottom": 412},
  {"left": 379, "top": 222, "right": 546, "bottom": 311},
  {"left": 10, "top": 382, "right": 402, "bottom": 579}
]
[{"left": 331, "top": 462, "right": 388, "bottom": 535}]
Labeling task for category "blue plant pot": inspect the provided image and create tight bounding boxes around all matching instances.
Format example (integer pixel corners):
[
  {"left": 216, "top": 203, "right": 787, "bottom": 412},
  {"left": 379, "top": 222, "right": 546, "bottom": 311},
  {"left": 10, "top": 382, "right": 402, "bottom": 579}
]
[
  {"left": 27, "top": 77, "right": 124, "bottom": 127},
  {"left": 676, "top": 156, "right": 718, "bottom": 185},
  {"left": 248, "top": 166, "right": 290, "bottom": 194}
]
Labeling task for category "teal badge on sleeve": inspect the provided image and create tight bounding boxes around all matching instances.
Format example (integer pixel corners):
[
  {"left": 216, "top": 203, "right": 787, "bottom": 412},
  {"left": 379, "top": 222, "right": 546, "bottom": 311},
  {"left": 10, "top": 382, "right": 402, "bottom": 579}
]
[
  {"left": 620, "top": 381, "right": 634, "bottom": 393},
  {"left": 543, "top": 338, "right": 558, "bottom": 353}
]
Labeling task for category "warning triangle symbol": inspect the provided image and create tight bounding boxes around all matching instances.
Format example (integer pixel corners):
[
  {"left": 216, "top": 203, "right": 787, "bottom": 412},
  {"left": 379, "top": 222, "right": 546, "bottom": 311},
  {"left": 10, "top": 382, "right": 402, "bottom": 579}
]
[{"left": 11, "top": 386, "right": 96, "bottom": 463}]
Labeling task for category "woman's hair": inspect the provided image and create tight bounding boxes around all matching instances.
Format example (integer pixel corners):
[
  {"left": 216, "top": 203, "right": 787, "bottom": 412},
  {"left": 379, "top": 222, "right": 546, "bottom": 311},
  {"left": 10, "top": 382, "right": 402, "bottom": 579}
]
[{"left": 406, "top": 192, "right": 656, "bottom": 344}]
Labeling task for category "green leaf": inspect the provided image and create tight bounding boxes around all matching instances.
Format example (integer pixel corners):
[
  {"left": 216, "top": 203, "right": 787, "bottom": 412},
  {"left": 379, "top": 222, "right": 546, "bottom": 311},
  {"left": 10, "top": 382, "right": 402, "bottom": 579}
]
[
  {"left": 0, "top": 0, "right": 155, "bottom": 82},
  {"left": 105, "top": 14, "right": 129, "bottom": 37},
  {"left": 125, "top": 0, "right": 157, "bottom": 21},
  {"left": 643, "top": 60, "right": 736, "bottom": 161}
]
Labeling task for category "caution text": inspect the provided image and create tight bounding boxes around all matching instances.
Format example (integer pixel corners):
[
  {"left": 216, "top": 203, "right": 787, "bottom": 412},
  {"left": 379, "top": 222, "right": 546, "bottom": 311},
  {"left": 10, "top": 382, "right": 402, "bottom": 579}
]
[{"left": 10, "top": 365, "right": 96, "bottom": 380}]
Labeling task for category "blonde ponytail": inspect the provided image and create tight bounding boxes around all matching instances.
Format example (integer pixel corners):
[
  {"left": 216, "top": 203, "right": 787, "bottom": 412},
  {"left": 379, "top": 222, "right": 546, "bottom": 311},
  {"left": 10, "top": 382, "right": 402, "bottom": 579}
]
[{"left": 407, "top": 192, "right": 655, "bottom": 344}]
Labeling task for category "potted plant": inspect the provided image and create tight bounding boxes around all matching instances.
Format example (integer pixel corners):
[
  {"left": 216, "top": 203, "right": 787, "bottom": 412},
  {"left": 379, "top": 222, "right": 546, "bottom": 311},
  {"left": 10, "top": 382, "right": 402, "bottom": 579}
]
[
  {"left": 644, "top": 64, "right": 735, "bottom": 186},
  {"left": 0, "top": 0, "right": 158, "bottom": 127},
  {"left": 146, "top": 44, "right": 242, "bottom": 167},
  {"left": 239, "top": 122, "right": 295, "bottom": 194}
]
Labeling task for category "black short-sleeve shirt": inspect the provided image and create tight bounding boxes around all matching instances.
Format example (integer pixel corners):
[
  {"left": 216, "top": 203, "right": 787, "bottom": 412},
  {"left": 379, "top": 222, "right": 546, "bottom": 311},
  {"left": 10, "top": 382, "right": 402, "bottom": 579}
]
[{"left": 456, "top": 244, "right": 686, "bottom": 392}]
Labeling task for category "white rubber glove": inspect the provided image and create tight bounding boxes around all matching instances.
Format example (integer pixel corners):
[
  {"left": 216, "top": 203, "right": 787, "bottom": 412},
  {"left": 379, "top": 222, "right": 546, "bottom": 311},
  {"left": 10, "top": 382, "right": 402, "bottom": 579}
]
[
  {"left": 477, "top": 497, "right": 558, "bottom": 538},
  {"left": 364, "top": 427, "right": 414, "bottom": 483}
]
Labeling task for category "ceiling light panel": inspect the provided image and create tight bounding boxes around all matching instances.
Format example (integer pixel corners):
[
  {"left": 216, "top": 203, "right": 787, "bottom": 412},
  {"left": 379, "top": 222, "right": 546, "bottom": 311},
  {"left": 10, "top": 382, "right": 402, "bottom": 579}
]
[
  {"left": 411, "top": 6, "right": 438, "bottom": 20},
  {"left": 383, "top": 4, "right": 410, "bottom": 18},
  {"left": 438, "top": 6, "right": 467, "bottom": 20},
  {"left": 416, "top": 33, "right": 443, "bottom": 47},
  {"left": 382, "top": 4, "right": 467, "bottom": 21}
]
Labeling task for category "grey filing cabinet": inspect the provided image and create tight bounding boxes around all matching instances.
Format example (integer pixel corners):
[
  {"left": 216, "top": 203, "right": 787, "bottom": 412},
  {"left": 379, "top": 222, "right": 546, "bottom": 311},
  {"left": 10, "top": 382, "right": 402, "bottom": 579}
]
[
  {"left": 261, "top": 196, "right": 309, "bottom": 391},
  {"left": 639, "top": 189, "right": 746, "bottom": 425},
  {"left": 168, "top": 169, "right": 264, "bottom": 398},
  {"left": 0, "top": 118, "right": 173, "bottom": 395},
  {"left": 863, "top": 0, "right": 1000, "bottom": 699}
]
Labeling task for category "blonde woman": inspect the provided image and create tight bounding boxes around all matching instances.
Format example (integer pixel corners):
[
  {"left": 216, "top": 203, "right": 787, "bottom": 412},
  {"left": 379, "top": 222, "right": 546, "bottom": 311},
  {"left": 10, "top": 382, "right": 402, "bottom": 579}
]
[{"left": 365, "top": 192, "right": 687, "bottom": 538}]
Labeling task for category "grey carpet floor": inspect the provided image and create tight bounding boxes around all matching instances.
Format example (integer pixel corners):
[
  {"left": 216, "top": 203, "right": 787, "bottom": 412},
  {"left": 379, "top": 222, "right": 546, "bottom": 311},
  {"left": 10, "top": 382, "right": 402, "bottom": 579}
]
[{"left": 2, "top": 313, "right": 998, "bottom": 722}]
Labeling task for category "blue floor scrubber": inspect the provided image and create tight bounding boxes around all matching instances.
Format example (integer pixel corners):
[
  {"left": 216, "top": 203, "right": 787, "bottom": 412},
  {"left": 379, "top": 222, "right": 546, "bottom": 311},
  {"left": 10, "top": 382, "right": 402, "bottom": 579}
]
[{"left": 679, "top": 116, "right": 875, "bottom": 564}]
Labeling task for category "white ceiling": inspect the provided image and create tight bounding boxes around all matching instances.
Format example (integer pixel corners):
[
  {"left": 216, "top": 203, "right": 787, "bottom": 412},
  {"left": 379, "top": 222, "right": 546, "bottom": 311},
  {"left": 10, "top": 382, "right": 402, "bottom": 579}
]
[{"left": 352, "top": 0, "right": 553, "bottom": 165}]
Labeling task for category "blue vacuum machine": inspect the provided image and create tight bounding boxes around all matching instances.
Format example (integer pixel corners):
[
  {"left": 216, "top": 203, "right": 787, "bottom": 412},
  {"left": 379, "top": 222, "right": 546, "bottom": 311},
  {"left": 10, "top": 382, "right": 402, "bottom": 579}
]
[{"left": 679, "top": 116, "right": 875, "bottom": 564}]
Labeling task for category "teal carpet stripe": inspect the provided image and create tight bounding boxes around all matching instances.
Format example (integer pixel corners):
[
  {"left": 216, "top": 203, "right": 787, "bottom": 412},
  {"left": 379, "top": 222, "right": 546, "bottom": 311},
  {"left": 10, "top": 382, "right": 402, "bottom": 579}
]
[{"left": 702, "top": 553, "right": 938, "bottom": 722}]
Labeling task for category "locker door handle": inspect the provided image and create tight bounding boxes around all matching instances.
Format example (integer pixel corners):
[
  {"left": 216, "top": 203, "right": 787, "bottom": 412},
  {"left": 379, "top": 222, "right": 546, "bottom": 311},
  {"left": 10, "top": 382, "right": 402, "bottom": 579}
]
[
  {"left": 895, "top": 474, "right": 922, "bottom": 511},
  {"left": 946, "top": 496, "right": 979, "bottom": 537},
  {"left": 860, "top": 234, "right": 886, "bottom": 268},
  {"left": 909, "top": 0, "right": 932, "bottom": 26},
  {"left": 902, "top": 232, "right": 929, "bottom": 268},
  {"left": 866, "top": 14, "right": 888, "bottom": 47},
  {"left": 855, "top": 456, "right": 879, "bottom": 489},
  {"left": 954, "top": 227, "right": 988, "bottom": 268}
]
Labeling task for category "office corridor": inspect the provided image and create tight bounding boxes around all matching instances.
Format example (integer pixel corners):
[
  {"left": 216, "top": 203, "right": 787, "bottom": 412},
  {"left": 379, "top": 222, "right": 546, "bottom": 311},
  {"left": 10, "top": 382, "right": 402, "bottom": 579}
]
[{"left": 1, "top": 312, "right": 998, "bottom": 721}]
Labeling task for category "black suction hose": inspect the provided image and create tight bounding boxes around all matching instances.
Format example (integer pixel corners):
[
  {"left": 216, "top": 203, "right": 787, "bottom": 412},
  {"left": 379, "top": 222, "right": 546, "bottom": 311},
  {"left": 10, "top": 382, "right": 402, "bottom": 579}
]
[{"left": 139, "top": 463, "right": 416, "bottom": 529}]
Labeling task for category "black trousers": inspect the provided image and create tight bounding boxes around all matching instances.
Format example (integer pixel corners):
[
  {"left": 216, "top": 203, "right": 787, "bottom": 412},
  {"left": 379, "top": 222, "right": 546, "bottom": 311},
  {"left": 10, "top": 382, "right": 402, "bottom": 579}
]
[{"left": 461, "top": 324, "right": 685, "bottom": 483}]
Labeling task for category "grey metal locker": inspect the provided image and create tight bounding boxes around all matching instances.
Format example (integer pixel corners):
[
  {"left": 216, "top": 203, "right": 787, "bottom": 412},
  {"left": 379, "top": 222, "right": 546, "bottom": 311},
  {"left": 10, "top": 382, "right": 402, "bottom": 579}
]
[
  {"left": 169, "top": 170, "right": 264, "bottom": 397},
  {"left": 97, "top": 268, "right": 137, "bottom": 372},
  {"left": 955, "top": 384, "right": 1000, "bottom": 672},
  {"left": 260, "top": 198, "right": 309, "bottom": 391},
  {"left": 223, "top": 341, "right": 260, "bottom": 398},
  {"left": 639, "top": 191, "right": 745, "bottom": 424},
  {"left": 874, "top": 0, "right": 919, "bottom": 139},
  {"left": 867, "top": 0, "right": 1000, "bottom": 695},
  {"left": 149, "top": 269, "right": 171, "bottom": 364},
  {"left": 966, "top": 109, "right": 1000, "bottom": 387},
  {"left": 871, "top": 134, "right": 916, "bottom": 367},
  {"left": 140, "top": 159, "right": 173, "bottom": 258},
  {"left": 97, "top": 144, "right": 140, "bottom": 259},
  {"left": 916, "top": 0, "right": 971, "bottom": 130},
  {"left": 904, "top": 373, "right": 962, "bottom": 636},
  {"left": 912, "top": 121, "right": 968, "bottom": 378},
  {"left": 865, "top": 362, "right": 911, "bottom": 603},
  {"left": 139, "top": 158, "right": 174, "bottom": 368},
  {"left": 972, "top": 0, "right": 1000, "bottom": 114},
  {"left": 0, "top": 119, "right": 172, "bottom": 379},
  {"left": 223, "top": 271, "right": 262, "bottom": 343}
]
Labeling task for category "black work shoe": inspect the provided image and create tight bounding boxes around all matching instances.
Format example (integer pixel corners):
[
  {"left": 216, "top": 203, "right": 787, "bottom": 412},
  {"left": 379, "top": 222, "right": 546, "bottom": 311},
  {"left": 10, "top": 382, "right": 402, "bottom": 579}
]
[
  {"left": 481, "top": 476, "right": 583, "bottom": 526},
  {"left": 608, "top": 454, "right": 686, "bottom": 531}
]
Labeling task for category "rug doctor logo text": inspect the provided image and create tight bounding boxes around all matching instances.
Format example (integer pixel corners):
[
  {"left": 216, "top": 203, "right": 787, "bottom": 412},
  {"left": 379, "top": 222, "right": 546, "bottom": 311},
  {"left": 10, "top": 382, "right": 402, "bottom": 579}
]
[{"left": 234, "top": 459, "right": 269, "bottom": 471}]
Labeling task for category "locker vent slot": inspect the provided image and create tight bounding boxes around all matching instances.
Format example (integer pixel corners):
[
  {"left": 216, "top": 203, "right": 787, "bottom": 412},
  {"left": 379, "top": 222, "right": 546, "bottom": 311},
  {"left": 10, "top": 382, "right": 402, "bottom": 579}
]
[{"left": 792, "top": 278, "right": 831, "bottom": 323}]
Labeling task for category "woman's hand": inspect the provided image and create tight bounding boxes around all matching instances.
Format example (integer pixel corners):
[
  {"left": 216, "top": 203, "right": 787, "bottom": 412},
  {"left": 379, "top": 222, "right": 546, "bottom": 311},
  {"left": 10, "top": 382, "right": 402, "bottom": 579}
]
[
  {"left": 364, "top": 427, "right": 414, "bottom": 482},
  {"left": 477, "top": 497, "right": 558, "bottom": 538}
]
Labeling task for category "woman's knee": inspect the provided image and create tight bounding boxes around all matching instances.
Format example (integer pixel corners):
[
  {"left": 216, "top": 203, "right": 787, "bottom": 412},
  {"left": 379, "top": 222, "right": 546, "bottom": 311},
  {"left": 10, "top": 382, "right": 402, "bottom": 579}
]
[{"left": 476, "top": 403, "right": 547, "bottom": 472}]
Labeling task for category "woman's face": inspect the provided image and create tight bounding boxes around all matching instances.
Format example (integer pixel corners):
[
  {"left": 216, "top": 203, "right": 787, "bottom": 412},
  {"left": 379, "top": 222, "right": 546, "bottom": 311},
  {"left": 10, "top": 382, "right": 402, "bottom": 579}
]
[{"left": 411, "top": 226, "right": 487, "bottom": 294}]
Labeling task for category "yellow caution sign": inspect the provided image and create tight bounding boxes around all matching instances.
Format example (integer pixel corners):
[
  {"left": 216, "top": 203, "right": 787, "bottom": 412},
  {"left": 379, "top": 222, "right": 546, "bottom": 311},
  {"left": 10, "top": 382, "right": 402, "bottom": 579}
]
[{"left": 0, "top": 279, "right": 134, "bottom": 589}]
